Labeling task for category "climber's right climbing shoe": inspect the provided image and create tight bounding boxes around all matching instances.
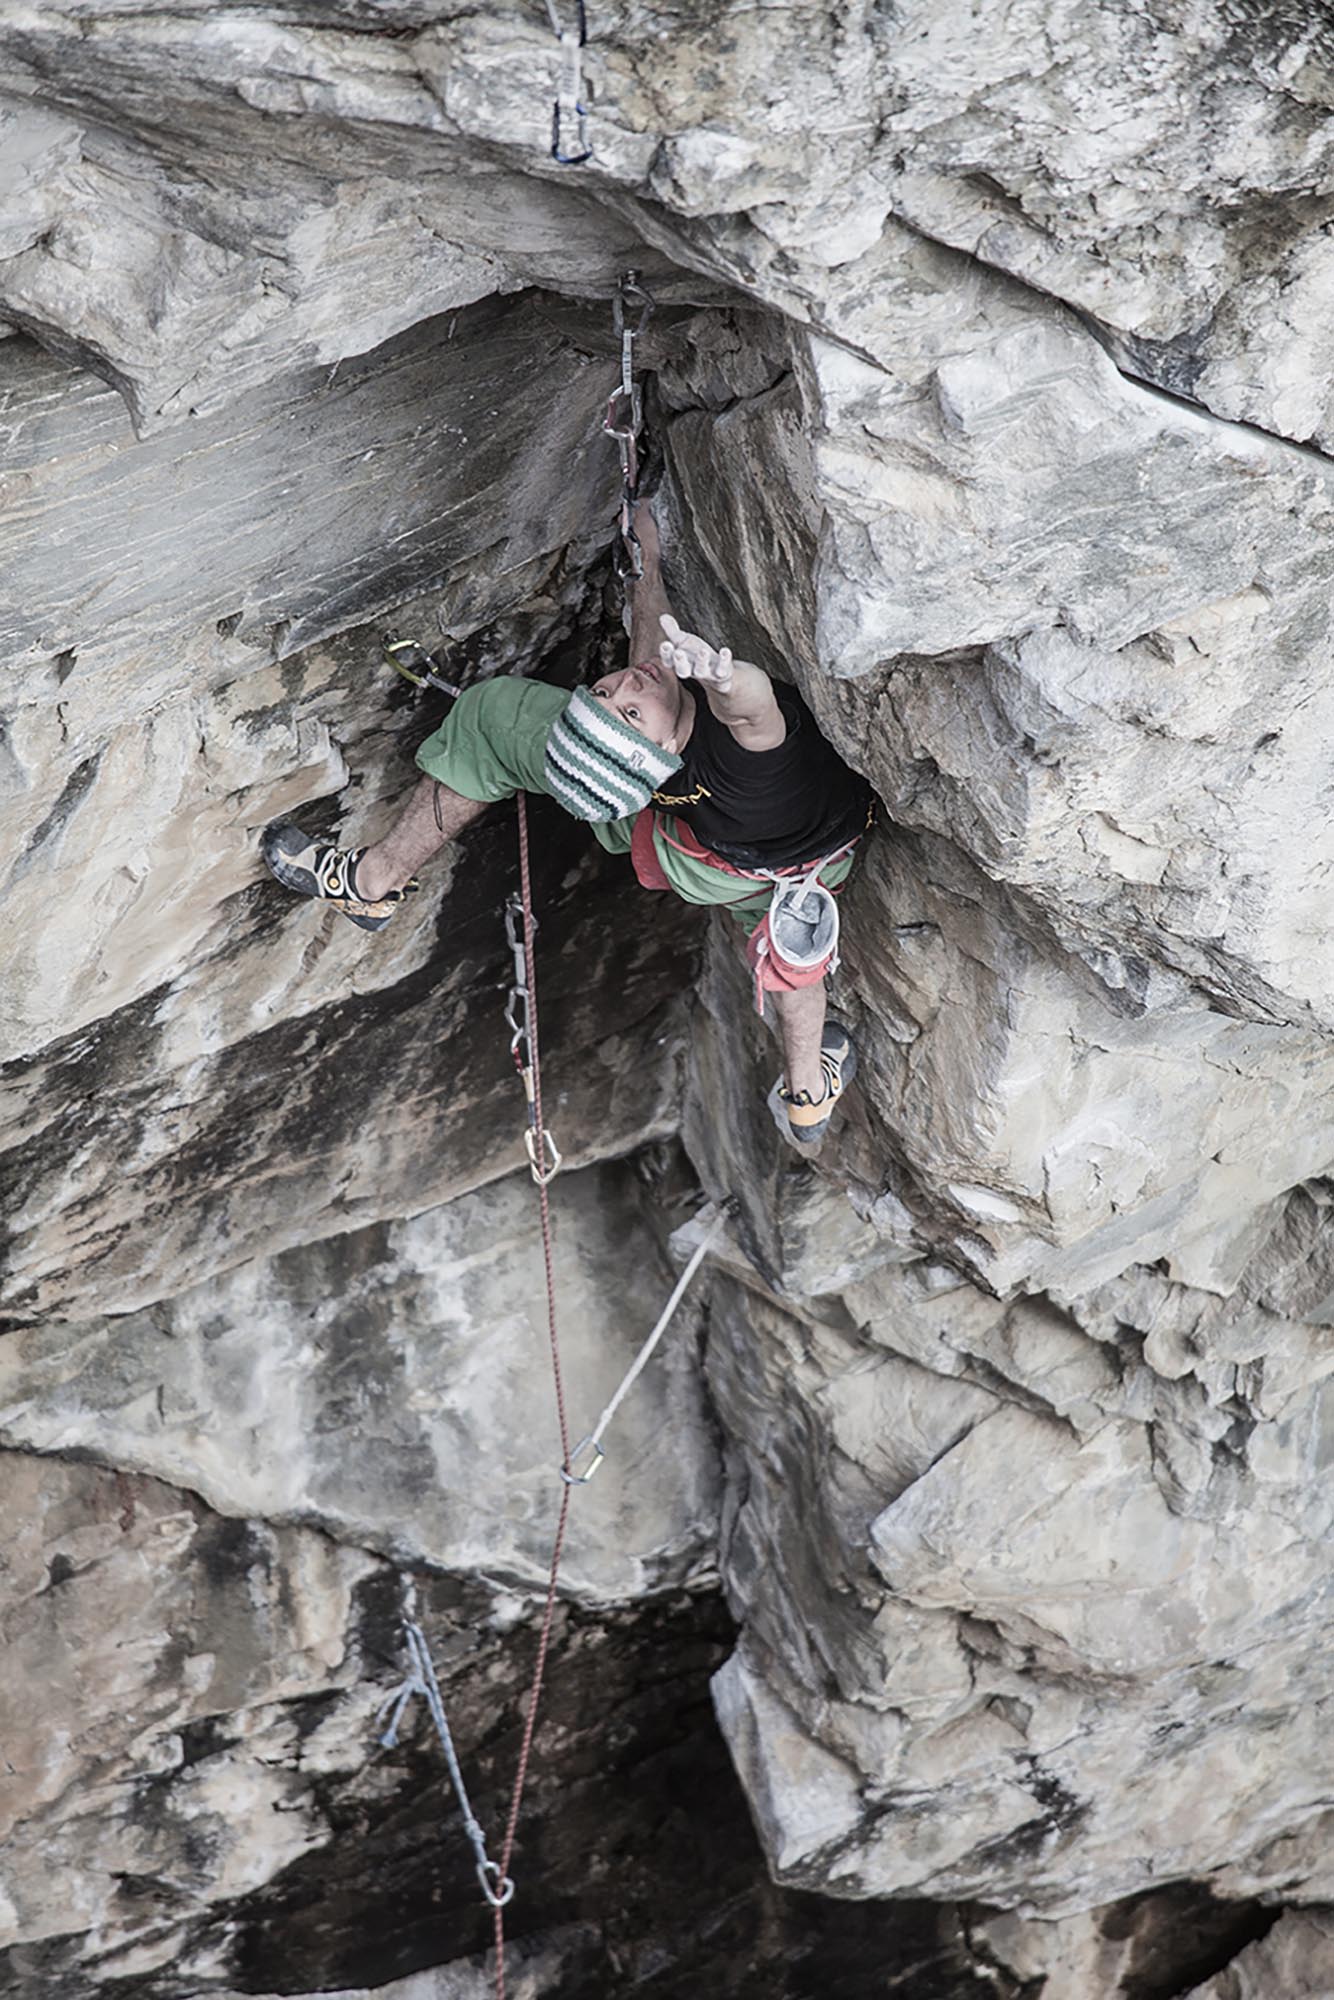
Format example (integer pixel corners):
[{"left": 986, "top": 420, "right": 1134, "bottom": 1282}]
[
  {"left": 768, "top": 1020, "right": 857, "bottom": 1150},
  {"left": 261, "top": 823, "right": 415, "bottom": 934}
]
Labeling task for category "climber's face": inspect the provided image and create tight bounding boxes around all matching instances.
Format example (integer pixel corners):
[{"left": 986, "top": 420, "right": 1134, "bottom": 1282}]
[{"left": 591, "top": 659, "right": 694, "bottom": 754}]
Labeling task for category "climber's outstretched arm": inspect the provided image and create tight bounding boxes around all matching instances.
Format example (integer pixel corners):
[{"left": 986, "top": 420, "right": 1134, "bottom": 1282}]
[
  {"left": 629, "top": 500, "right": 674, "bottom": 671},
  {"left": 658, "top": 615, "right": 786, "bottom": 753},
  {"left": 628, "top": 501, "right": 785, "bottom": 751}
]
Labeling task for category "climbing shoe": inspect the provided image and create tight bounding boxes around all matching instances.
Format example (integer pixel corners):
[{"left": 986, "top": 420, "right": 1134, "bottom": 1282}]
[
  {"left": 261, "top": 823, "right": 416, "bottom": 933},
  {"left": 768, "top": 1021, "right": 857, "bottom": 1150}
]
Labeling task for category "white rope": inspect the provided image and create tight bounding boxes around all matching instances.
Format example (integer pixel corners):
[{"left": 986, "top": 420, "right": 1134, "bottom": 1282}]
[{"left": 562, "top": 1206, "right": 726, "bottom": 1484}]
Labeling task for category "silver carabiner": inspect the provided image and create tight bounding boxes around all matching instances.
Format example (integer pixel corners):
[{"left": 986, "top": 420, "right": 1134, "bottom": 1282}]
[
  {"left": 614, "top": 270, "right": 654, "bottom": 339},
  {"left": 614, "top": 492, "right": 644, "bottom": 579},
  {"left": 603, "top": 384, "right": 642, "bottom": 444},
  {"left": 560, "top": 1435, "right": 606, "bottom": 1485},
  {"left": 504, "top": 894, "right": 532, "bottom": 965},
  {"left": 525, "top": 1125, "right": 562, "bottom": 1186},
  {"left": 477, "top": 1859, "right": 515, "bottom": 1908},
  {"left": 504, "top": 986, "right": 529, "bottom": 1053}
]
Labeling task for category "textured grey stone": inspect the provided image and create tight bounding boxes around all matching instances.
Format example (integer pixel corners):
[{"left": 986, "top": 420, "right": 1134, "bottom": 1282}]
[
  {"left": 6, "top": 1, "right": 1334, "bottom": 455},
  {"left": 0, "top": 309, "right": 702, "bottom": 1316},
  {"left": 973, "top": 1896, "right": 1301, "bottom": 2000},
  {"left": 0, "top": 294, "right": 622, "bottom": 757},
  {"left": 0, "top": 1449, "right": 900, "bottom": 1999},
  {"left": 7, "top": 4, "right": 1334, "bottom": 1988},
  {"left": 0, "top": 1450, "right": 382, "bottom": 1967},
  {"left": 1184, "top": 1911, "right": 1334, "bottom": 1998}
]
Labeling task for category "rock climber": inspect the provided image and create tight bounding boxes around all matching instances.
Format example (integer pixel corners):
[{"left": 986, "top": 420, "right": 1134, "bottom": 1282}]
[{"left": 262, "top": 504, "right": 873, "bottom": 1146}]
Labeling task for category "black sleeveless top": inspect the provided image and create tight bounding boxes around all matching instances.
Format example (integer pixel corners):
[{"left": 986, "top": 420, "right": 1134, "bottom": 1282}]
[{"left": 650, "top": 682, "right": 873, "bottom": 869}]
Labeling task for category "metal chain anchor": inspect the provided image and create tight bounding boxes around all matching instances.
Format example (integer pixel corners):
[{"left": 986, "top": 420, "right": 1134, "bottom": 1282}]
[
  {"left": 603, "top": 270, "right": 654, "bottom": 582},
  {"left": 544, "top": 0, "right": 591, "bottom": 164},
  {"left": 504, "top": 893, "right": 562, "bottom": 1185}
]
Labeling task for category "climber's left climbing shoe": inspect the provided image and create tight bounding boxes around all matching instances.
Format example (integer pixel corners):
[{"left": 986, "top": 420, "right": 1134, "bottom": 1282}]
[
  {"left": 261, "top": 823, "right": 416, "bottom": 933},
  {"left": 769, "top": 1020, "right": 857, "bottom": 1150}
]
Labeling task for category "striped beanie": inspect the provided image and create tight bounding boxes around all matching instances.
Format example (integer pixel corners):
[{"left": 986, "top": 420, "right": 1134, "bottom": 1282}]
[{"left": 543, "top": 686, "right": 683, "bottom": 822}]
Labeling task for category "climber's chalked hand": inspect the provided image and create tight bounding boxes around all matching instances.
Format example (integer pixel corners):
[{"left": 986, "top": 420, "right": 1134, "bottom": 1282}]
[{"left": 659, "top": 615, "right": 734, "bottom": 692}]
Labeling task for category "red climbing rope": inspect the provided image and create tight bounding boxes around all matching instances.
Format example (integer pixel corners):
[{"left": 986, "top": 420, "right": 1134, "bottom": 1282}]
[{"left": 491, "top": 792, "right": 575, "bottom": 2000}]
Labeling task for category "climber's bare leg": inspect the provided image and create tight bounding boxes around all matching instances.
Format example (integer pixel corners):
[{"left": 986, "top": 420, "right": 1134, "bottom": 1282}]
[
  {"left": 356, "top": 778, "right": 486, "bottom": 900},
  {"left": 769, "top": 979, "right": 828, "bottom": 1102}
]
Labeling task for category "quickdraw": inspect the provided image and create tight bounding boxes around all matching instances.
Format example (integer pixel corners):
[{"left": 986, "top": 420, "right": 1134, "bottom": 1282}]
[
  {"left": 489, "top": 791, "right": 574, "bottom": 2000},
  {"left": 381, "top": 632, "right": 465, "bottom": 698},
  {"left": 504, "top": 892, "right": 562, "bottom": 1185},
  {"left": 544, "top": 0, "right": 591, "bottom": 164},
  {"left": 561, "top": 1205, "right": 726, "bottom": 1484},
  {"left": 603, "top": 270, "right": 654, "bottom": 582},
  {"left": 378, "top": 1622, "right": 515, "bottom": 1911},
  {"left": 390, "top": 797, "right": 723, "bottom": 2000}
]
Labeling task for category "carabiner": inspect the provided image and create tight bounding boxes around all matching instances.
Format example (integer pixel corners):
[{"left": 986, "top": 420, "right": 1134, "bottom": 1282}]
[
  {"left": 603, "top": 384, "right": 643, "bottom": 443},
  {"left": 560, "top": 1435, "right": 606, "bottom": 1485},
  {"left": 477, "top": 1859, "right": 516, "bottom": 1909},
  {"left": 525, "top": 1126, "right": 562, "bottom": 1186}
]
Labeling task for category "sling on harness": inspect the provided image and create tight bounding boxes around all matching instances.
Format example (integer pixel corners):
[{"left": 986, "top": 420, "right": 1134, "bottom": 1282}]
[
  {"left": 748, "top": 843, "right": 858, "bottom": 1013},
  {"left": 632, "top": 810, "right": 860, "bottom": 1013}
]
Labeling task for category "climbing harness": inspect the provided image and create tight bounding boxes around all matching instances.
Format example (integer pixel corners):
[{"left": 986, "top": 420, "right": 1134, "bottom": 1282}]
[
  {"left": 378, "top": 1622, "right": 515, "bottom": 1910},
  {"left": 603, "top": 271, "right": 654, "bottom": 582},
  {"left": 504, "top": 892, "right": 562, "bottom": 1185},
  {"left": 562, "top": 1205, "right": 726, "bottom": 1484},
  {"left": 641, "top": 814, "right": 860, "bottom": 1014},
  {"left": 544, "top": 0, "right": 591, "bottom": 164}
]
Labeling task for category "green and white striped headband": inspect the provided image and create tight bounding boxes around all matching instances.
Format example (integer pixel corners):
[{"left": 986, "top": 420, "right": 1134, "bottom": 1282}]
[{"left": 543, "top": 686, "right": 683, "bottom": 823}]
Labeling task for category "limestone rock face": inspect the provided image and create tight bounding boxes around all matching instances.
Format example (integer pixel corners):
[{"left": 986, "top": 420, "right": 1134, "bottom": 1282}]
[
  {"left": 1184, "top": 1911, "right": 1334, "bottom": 1998},
  {"left": 5, "top": 6, "right": 1334, "bottom": 1997},
  {"left": 0, "top": 1448, "right": 887, "bottom": 2000},
  {"left": 0, "top": 1160, "right": 721, "bottom": 1600}
]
